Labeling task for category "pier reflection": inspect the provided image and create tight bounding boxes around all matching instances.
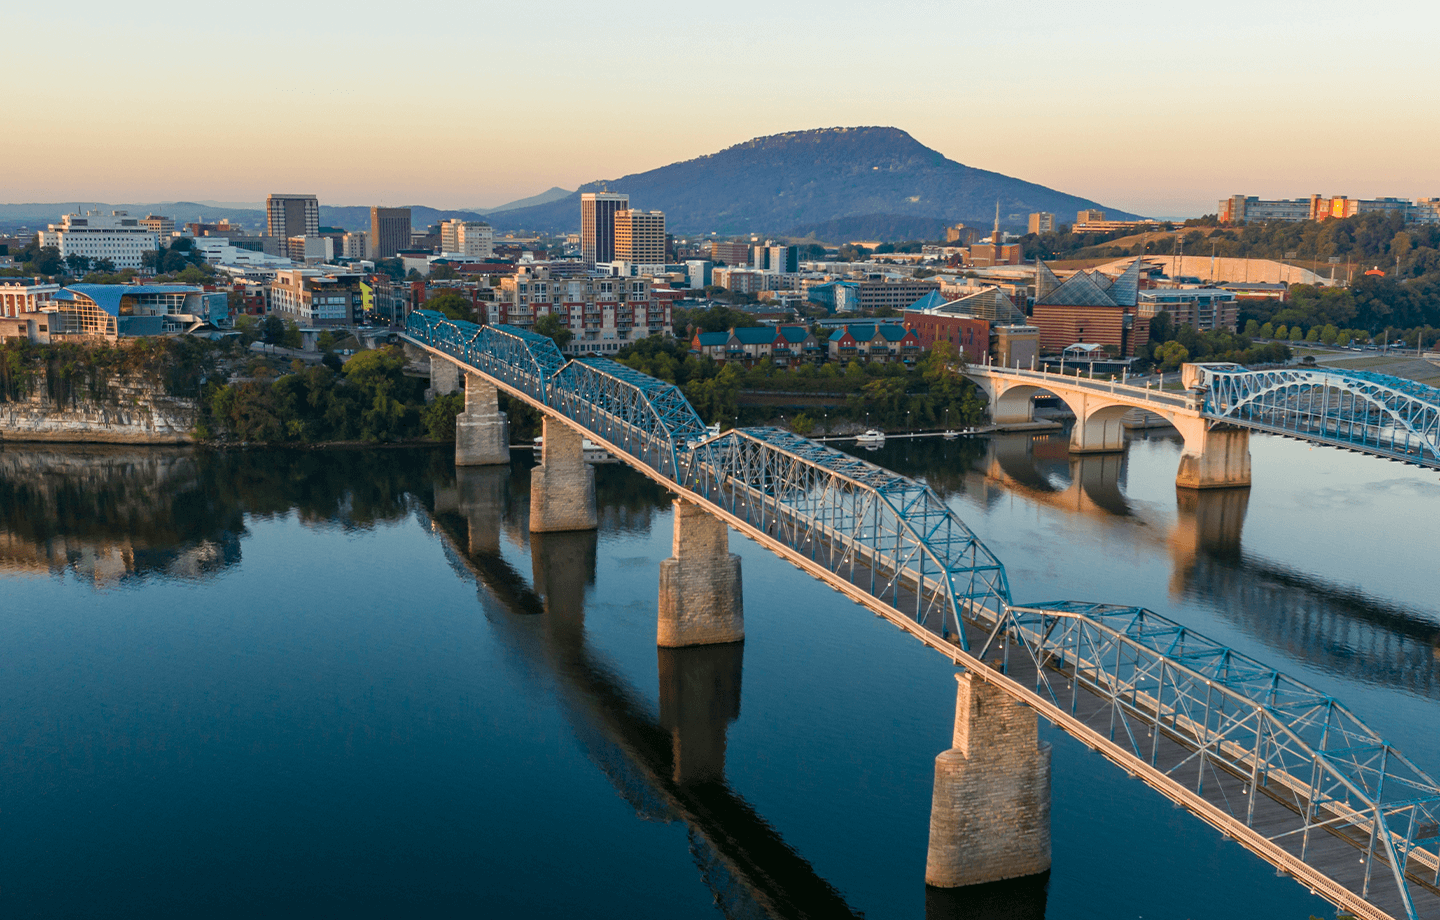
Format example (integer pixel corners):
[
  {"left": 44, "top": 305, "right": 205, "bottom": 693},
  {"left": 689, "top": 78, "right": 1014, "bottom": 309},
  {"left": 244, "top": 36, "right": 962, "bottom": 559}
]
[{"left": 427, "top": 461, "right": 861, "bottom": 920}]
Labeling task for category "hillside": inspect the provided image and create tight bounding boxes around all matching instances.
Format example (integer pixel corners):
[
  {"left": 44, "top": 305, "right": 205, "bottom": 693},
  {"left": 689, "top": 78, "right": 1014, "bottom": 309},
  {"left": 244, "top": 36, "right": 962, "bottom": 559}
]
[{"left": 487, "top": 126, "right": 1137, "bottom": 237}]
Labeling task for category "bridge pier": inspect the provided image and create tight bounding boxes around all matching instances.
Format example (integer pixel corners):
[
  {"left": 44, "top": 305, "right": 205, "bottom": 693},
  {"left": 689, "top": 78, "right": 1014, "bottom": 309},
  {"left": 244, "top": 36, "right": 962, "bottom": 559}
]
[
  {"left": 926, "top": 671, "right": 1051, "bottom": 889},
  {"left": 1069, "top": 403, "right": 1127, "bottom": 454},
  {"left": 530, "top": 418, "right": 598, "bottom": 533},
  {"left": 658, "top": 499, "right": 744, "bottom": 647},
  {"left": 430, "top": 355, "right": 460, "bottom": 399},
  {"left": 456, "top": 373, "right": 511, "bottom": 467},
  {"left": 1175, "top": 424, "right": 1251, "bottom": 490},
  {"left": 658, "top": 643, "right": 743, "bottom": 785}
]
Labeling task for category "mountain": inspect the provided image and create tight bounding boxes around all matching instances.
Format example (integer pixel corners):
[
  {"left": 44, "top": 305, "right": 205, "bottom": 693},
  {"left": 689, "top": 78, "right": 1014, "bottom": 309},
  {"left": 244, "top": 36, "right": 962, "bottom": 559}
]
[
  {"left": 484, "top": 127, "right": 1139, "bottom": 239},
  {"left": 472, "top": 187, "right": 572, "bottom": 214}
]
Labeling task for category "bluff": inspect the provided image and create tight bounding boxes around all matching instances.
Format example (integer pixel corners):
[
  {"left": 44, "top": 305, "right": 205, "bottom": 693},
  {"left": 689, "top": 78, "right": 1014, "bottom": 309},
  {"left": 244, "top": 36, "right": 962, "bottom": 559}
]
[{"left": 487, "top": 126, "right": 1137, "bottom": 238}]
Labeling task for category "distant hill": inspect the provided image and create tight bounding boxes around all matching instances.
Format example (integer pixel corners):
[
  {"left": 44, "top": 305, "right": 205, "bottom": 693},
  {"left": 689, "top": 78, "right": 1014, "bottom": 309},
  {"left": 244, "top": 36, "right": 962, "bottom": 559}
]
[
  {"left": 472, "top": 187, "right": 572, "bottom": 214},
  {"left": 486, "top": 127, "right": 1139, "bottom": 238}
]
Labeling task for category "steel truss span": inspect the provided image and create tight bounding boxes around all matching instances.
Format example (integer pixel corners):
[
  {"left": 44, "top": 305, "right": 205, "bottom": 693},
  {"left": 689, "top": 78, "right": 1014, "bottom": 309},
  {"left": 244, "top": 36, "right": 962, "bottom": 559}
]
[
  {"left": 1199, "top": 364, "right": 1440, "bottom": 469},
  {"left": 404, "top": 312, "right": 1440, "bottom": 920}
]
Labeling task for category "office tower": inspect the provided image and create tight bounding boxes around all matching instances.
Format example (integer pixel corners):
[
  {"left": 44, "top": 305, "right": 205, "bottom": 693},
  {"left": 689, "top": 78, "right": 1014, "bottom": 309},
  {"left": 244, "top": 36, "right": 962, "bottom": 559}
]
[
  {"left": 37, "top": 210, "right": 159, "bottom": 270},
  {"left": 440, "top": 219, "right": 494, "bottom": 259},
  {"left": 369, "top": 207, "right": 412, "bottom": 259},
  {"left": 1027, "top": 212, "right": 1055, "bottom": 234},
  {"left": 613, "top": 209, "right": 665, "bottom": 265},
  {"left": 266, "top": 194, "right": 320, "bottom": 240},
  {"left": 581, "top": 192, "right": 628, "bottom": 266}
]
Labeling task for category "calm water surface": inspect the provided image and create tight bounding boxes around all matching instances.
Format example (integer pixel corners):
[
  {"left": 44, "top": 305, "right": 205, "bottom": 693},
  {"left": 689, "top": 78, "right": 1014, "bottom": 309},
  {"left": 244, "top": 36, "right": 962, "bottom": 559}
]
[{"left": 1, "top": 433, "right": 1436, "bottom": 919}]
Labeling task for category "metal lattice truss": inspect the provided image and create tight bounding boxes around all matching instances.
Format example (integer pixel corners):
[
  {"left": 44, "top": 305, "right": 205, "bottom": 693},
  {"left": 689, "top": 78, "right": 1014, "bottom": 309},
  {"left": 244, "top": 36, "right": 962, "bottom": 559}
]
[
  {"left": 1197, "top": 365, "right": 1440, "bottom": 469},
  {"left": 973, "top": 601, "right": 1440, "bottom": 920},
  {"left": 404, "top": 312, "right": 1440, "bottom": 919}
]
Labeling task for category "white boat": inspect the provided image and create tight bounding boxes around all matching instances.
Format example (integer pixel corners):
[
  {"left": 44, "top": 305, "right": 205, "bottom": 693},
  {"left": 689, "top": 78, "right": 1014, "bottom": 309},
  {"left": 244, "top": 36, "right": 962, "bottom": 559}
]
[
  {"left": 855, "top": 429, "right": 886, "bottom": 447},
  {"left": 532, "top": 436, "right": 616, "bottom": 464},
  {"left": 942, "top": 430, "right": 958, "bottom": 440}
]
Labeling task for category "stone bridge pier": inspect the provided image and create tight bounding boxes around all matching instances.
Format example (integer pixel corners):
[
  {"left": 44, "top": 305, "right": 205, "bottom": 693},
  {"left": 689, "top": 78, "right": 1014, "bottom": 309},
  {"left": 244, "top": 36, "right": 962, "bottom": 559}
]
[
  {"left": 530, "top": 418, "right": 598, "bottom": 533},
  {"left": 455, "top": 465, "right": 509, "bottom": 556},
  {"left": 658, "top": 499, "right": 744, "bottom": 647},
  {"left": 926, "top": 671, "right": 1051, "bottom": 889},
  {"left": 456, "top": 372, "right": 510, "bottom": 467}
]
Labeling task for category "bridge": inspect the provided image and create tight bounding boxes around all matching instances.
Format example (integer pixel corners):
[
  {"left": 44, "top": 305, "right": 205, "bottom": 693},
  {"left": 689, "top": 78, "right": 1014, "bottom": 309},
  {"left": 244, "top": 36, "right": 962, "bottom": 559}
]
[
  {"left": 403, "top": 310, "right": 1440, "bottom": 920},
  {"left": 964, "top": 362, "right": 1440, "bottom": 488}
]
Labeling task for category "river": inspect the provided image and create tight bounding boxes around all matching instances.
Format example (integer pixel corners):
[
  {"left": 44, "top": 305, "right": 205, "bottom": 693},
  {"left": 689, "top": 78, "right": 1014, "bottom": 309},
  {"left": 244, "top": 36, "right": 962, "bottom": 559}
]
[{"left": 1, "top": 432, "right": 1436, "bottom": 919}]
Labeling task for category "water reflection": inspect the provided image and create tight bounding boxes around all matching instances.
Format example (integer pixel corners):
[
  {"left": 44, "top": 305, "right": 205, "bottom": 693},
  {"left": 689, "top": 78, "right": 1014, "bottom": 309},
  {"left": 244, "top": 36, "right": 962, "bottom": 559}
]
[{"left": 425, "top": 462, "right": 861, "bottom": 920}]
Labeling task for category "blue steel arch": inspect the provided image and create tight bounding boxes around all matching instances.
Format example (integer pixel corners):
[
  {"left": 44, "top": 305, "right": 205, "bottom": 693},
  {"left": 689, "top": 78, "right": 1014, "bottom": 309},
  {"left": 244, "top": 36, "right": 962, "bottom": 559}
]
[
  {"left": 405, "top": 312, "right": 1440, "bottom": 920},
  {"left": 1197, "top": 365, "right": 1440, "bottom": 468}
]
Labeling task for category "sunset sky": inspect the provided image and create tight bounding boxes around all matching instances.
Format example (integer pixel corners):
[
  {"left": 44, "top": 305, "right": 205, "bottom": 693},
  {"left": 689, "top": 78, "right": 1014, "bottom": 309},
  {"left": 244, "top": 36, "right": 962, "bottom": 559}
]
[{"left": 5, "top": 0, "right": 1438, "bottom": 218}]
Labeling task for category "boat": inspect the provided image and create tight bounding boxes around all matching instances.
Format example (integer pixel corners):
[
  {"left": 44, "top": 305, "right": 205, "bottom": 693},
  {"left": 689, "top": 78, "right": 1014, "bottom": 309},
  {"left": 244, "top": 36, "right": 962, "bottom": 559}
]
[
  {"left": 942, "top": 430, "right": 958, "bottom": 440},
  {"left": 855, "top": 429, "right": 886, "bottom": 447},
  {"left": 532, "top": 436, "right": 616, "bottom": 464}
]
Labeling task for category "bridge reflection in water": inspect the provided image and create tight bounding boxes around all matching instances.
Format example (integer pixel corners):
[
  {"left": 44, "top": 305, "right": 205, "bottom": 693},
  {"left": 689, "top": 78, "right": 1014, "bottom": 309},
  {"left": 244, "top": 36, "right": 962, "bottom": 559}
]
[
  {"left": 425, "top": 462, "right": 1049, "bottom": 920},
  {"left": 916, "top": 430, "right": 1440, "bottom": 704}
]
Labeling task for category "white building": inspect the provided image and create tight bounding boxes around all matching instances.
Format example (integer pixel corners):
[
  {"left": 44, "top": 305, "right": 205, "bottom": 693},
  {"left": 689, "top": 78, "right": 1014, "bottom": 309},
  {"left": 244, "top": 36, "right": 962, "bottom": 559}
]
[
  {"left": 342, "top": 231, "right": 368, "bottom": 260},
  {"left": 37, "top": 211, "right": 159, "bottom": 270},
  {"left": 440, "top": 219, "right": 494, "bottom": 259}
]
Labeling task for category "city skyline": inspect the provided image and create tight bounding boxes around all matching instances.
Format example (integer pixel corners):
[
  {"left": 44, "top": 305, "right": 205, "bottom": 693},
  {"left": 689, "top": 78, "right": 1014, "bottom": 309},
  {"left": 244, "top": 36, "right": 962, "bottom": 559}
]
[{"left": 4, "top": 1, "right": 1439, "bottom": 218}]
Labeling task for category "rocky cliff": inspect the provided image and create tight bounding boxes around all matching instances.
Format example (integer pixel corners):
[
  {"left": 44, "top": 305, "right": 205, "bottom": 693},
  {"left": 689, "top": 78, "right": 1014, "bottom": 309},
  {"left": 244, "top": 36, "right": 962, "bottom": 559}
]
[{"left": 0, "top": 376, "right": 198, "bottom": 443}]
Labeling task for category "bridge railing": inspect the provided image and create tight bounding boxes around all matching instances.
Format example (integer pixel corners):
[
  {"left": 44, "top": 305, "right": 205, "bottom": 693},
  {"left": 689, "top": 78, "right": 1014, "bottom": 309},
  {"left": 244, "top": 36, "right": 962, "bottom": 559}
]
[
  {"left": 977, "top": 601, "right": 1440, "bottom": 916},
  {"left": 970, "top": 364, "right": 1200, "bottom": 410}
]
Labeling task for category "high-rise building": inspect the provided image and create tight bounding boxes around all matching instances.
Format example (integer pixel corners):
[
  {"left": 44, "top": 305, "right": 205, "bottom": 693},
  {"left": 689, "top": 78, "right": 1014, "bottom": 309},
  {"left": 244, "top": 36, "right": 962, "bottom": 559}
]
[
  {"left": 369, "top": 207, "right": 411, "bottom": 259},
  {"left": 440, "top": 219, "right": 494, "bottom": 259},
  {"left": 140, "top": 215, "right": 174, "bottom": 242},
  {"left": 613, "top": 209, "right": 665, "bottom": 265},
  {"left": 581, "top": 192, "right": 629, "bottom": 266},
  {"left": 1027, "top": 212, "right": 1055, "bottom": 234},
  {"left": 266, "top": 195, "right": 319, "bottom": 241},
  {"left": 707, "top": 240, "right": 752, "bottom": 265},
  {"left": 768, "top": 244, "right": 798, "bottom": 273},
  {"left": 342, "top": 232, "right": 368, "bottom": 260}
]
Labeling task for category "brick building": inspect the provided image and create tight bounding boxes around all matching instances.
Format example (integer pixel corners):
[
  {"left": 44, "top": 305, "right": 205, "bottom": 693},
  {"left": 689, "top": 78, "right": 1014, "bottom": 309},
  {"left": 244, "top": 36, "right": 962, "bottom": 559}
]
[{"left": 1030, "top": 259, "right": 1149, "bottom": 357}]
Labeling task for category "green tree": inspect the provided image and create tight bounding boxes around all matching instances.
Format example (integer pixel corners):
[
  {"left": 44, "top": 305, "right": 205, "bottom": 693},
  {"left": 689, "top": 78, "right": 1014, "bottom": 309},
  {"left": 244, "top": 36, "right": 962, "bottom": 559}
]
[
  {"left": 425, "top": 291, "right": 473, "bottom": 322},
  {"left": 1274, "top": 324, "right": 1288, "bottom": 340},
  {"left": 1153, "top": 340, "right": 1190, "bottom": 372},
  {"left": 533, "top": 313, "right": 573, "bottom": 350},
  {"left": 1243, "top": 319, "right": 1260, "bottom": 337},
  {"left": 1336, "top": 330, "right": 1352, "bottom": 346},
  {"left": 1259, "top": 322, "right": 1275, "bottom": 339},
  {"left": 421, "top": 392, "right": 465, "bottom": 441},
  {"left": 1304, "top": 326, "right": 1320, "bottom": 342},
  {"left": 1320, "top": 324, "right": 1339, "bottom": 345},
  {"left": 262, "top": 314, "right": 286, "bottom": 345},
  {"left": 1289, "top": 326, "right": 1304, "bottom": 342}
]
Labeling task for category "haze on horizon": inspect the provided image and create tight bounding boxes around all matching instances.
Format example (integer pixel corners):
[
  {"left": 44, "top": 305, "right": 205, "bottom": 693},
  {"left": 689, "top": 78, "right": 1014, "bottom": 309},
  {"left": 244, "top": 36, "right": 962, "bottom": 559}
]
[{"left": 4, "top": 0, "right": 1437, "bottom": 220}]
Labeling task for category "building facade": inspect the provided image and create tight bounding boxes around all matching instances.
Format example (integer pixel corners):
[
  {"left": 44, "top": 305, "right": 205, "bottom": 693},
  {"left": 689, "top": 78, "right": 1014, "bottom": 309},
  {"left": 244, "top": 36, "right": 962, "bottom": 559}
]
[
  {"left": 1031, "top": 259, "right": 1149, "bottom": 357},
  {"left": 613, "top": 210, "right": 665, "bottom": 265},
  {"left": 369, "top": 207, "right": 411, "bottom": 259},
  {"left": 903, "top": 310, "right": 990, "bottom": 363},
  {"left": 1027, "top": 212, "right": 1055, "bottom": 234},
  {"left": 493, "top": 267, "right": 672, "bottom": 356},
  {"left": 439, "top": 220, "right": 494, "bottom": 260},
  {"left": 706, "top": 241, "right": 752, "bottom": 265},
  {"left": 140, "top": 215, "right": 174, "bottom": 241},
  {"left": 1138, "top": 288, "right": 1238, "bottom": 333},
  {"left": 1218, "top": 194, "right": 1440, "bottom": 224},
  {"left": 580, "top": 192, "right": 629, "bottom": 266},
  {"left": 266, "top": 195, "right": 319, "bottom": 241},
  {"left": 269, "top": 269, "right": 363, "bottom": 326},
  {"left": 342, "top": 231, "right": 368, "bottom": 260},
  {"left": 827, "top": 323, "right": 922, "bottom": 364},
  {"left": 37, "top": 211, "right": 159, "bottom": 270}
]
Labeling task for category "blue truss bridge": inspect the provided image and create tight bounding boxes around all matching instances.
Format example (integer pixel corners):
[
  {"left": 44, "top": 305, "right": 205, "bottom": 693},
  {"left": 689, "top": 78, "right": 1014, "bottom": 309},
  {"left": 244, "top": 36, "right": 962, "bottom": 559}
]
[
  {"left": 1194, "top": 364, "right": 1440, "bottom": 469},
  {"left": 403, "top": 311, "right": 1440, "bottom": 920}
]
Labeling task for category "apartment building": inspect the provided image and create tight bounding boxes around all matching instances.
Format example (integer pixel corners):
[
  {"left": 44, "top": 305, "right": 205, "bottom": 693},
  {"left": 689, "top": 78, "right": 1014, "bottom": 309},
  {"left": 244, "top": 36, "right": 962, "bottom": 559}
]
[
  {"left": 706, "top": 240, "right": 752, "bottom": 265},
  {"left": 1218, "top": 194, "right": 1440, "bottom": 224},
  {"left": 342, "top": 231, "right": 368, "bottom": 259},
  {"left": 37, "top": 211, "right": 160, "bottom": 270},
  {"left": 439, "top": 220, "right": 494, "bottom": 259},
  {"left": 1027, "top": 212, "right": 1055, "bottom": 234},
  {"left": 139, "top": 215, "right": 174, "bottom": 241},
  {"left": 493, "top": 267, "right": 672, "bottom": 356},
  {"left": 269, "top": 269, "right": 363, "bottom": 326},
  {"left": 1138, "top": 287, "right": 1238, "bottom": 333}
]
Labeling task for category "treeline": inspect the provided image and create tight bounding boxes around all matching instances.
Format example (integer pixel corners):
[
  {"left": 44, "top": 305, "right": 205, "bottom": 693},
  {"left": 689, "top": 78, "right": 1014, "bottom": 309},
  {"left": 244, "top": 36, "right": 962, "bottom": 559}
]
[
  {"left": 615, "top": 336, "right": 987, "bottom": 431},
  {"left": 0, "top": 337, "right": 217, "bottom": 404},
  {"left": 0, "top": 238, "right": 213, "bottom": 284},
  {"left": 1145, "top": 317, "right": 1293, "bottom": 372},
  {"left": 201, "top": 347, "right": 460, "bottom": 444}
]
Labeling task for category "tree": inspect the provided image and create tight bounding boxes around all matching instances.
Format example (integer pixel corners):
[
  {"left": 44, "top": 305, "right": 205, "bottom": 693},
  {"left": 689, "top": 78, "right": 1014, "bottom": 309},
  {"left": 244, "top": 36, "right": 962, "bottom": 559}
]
[
  {"left": 1153, "top": 340, "right": 1190, "bottom": 372},
  {"left": 1274, "top": 324, "right": 1288, "bottom": 340},
  {"left": 64, "top": 253, "right": 91, "bottom": 276},
  {"left": 425, "top": 291, "right": 473, "bottom": 322},
  {"left": 1289, "top": 326, "right": 1304, "bottom": 342},
  {"left": 1320, "top": 324, "right": 1339, "bottom": 345},
  {"left": 1259, "top": 322, "right": 1275, "bottom": 339},
  {"left": 262, "top": 314, "right": 286, "bottom": 345},
  {"left": 1147, "top": 310, "right": 1175, "bottom": 345},
  {"left": 1304, "top": 326, "right": 1320, "bottom": 343},
  {"left": 1243, "top": 319, "right": 1261, "bottom": 337},
  {"left": 533, "top": 313, "right": 573, "bottom": 350}
]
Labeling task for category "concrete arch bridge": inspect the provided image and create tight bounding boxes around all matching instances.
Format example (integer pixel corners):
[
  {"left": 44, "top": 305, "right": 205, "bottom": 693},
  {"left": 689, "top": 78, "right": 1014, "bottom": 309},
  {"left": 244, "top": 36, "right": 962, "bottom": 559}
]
[{"left": 965, "top": 362, "right": 1440, "bottom": 488}]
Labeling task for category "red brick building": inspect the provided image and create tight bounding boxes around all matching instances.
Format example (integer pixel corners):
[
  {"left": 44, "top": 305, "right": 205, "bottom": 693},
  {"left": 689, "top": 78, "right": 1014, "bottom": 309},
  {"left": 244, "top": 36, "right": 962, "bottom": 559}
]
[{"left": 903, "top": 311, "right": 989, "bottom": 363}]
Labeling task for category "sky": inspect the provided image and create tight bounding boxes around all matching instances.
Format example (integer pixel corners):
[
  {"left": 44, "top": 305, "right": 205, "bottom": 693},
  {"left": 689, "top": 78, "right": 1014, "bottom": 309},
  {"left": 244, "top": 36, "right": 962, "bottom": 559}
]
[{"left": 4, "top": 0, "right": 1439, "bottom": 218}]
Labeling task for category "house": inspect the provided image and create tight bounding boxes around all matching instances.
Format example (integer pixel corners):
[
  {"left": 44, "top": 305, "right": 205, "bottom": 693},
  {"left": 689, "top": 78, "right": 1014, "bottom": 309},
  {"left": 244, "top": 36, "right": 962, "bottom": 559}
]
[
  {"left": 827, "top": 323, "right": 922, "bottom": 364},
  {"left": 690, "top": 325, "right": 821, "bottom": 366}
]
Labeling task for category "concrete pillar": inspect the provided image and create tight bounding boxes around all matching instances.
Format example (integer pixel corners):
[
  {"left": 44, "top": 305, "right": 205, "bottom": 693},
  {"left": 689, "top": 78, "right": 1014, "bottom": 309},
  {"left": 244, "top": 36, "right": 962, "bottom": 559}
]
[
  {"left": 431, "top": 356, "right": 460, "bottom": 399},
  {"left": 988, "top": 383, "right": 1035, "bottom": 426},
  {"left": 455, "top": 465, "right": 508, "bottom": 555},
  {"left": 530, "top": 530, "right": 597, "bottom": 647},
  {"left": 926, "top": 672, "right": 1051, "bottom": 889},
  {"left": 1069, "top": 405, "right": 1126, "bottom": 454},
  {"left": 530, "top": 418, "right": 597, "bottom": 533},
  {"left": 658, "top": 643, "right": 743, "bottom": 785},
  {"left": 1175, "top": 424, "right": 1251, "bottom": 489},
  {"left": 456, "top": 373, "right": 510, "bottom": 467},
  {"left": 658, "top": 499, "right": 743, "bottom": 647}
]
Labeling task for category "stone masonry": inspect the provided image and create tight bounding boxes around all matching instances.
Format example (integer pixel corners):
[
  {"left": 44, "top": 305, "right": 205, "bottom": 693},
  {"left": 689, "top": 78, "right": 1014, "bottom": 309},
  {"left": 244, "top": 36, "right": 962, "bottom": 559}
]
[
  {"left": 926, "top": 671, "right": 1051, "bottom": 888},
  {"left": 657, "top": 499, "right": 743, "bottom": 647},
  {"left": 430, "top": 356, "right": 460, "bottom": 399},
  {"left": 529, "top": 417, "right": 597, "bottom": 533},
  {"left": 455, "top": 372, "right": 510, "bottom": 467}
]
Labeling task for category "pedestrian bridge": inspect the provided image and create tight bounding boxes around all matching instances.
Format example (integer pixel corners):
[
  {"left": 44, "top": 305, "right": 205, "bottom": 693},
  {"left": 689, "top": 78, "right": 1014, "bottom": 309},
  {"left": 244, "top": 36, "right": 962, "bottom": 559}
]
[
  {"left": 402, "top": 311, "right": 1440, "bottom": 920},
  {"left": 964, "top": 363, "right": 1440, "bottom": 488}
]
